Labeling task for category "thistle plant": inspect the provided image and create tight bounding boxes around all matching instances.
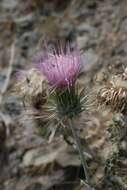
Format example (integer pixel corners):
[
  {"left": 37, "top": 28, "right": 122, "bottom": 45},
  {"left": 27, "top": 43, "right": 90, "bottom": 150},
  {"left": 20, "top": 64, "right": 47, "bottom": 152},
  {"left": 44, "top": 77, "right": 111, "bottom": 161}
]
[
  {"left": 16, "top": 45, "right": 93, "bottom": 189},
  {"left": 36, "top": 46, "right": 93, "bottom": 188}
]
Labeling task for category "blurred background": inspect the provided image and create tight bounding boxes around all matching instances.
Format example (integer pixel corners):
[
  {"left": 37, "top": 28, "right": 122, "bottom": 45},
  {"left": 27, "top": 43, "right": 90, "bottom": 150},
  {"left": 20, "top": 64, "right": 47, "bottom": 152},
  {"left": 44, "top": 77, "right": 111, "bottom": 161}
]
[{"left": 0, "top": 0, "right": 127, "bottom": 189}]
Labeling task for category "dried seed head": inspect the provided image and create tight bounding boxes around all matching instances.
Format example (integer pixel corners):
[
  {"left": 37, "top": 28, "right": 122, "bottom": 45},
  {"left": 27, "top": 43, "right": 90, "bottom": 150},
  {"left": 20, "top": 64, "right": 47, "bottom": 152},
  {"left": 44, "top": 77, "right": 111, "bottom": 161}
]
[
  {"left": 97, "top": 71, "right": 127, "bottom": 114},
  {"left": 15, "top": 68, "right": 48, "bottom": 108}
]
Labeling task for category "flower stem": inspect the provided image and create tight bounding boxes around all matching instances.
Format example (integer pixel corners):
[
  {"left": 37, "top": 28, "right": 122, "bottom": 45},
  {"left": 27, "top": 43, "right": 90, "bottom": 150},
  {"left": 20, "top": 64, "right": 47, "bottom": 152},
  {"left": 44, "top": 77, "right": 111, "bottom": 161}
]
[{"left": 69, "top": 118, "right": 93, "bottom": 189}]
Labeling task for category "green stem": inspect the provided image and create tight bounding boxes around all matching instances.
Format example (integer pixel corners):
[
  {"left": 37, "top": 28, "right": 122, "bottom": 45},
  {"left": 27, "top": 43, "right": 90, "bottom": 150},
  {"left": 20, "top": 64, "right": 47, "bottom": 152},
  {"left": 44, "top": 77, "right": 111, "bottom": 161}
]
[{"left": 69, "top": 118, "right": 93, "bottom": 189}]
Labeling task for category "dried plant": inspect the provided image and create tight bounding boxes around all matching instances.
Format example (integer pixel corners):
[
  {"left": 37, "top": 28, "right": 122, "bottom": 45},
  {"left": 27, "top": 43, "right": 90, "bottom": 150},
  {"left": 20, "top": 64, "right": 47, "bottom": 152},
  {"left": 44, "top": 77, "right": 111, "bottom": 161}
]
[
  {"left": 15, "top": 68, "right": 48, "bottom": 109},
  {"left": 97, "top": 68, "right": 127, "bottom": 114}
]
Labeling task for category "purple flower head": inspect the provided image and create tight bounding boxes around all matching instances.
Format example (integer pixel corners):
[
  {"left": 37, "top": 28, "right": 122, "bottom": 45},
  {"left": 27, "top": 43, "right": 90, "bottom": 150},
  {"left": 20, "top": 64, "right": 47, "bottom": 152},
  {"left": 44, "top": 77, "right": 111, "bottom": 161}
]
[{"left": 35, "top": 46, "right": 82, "bottom": 89}]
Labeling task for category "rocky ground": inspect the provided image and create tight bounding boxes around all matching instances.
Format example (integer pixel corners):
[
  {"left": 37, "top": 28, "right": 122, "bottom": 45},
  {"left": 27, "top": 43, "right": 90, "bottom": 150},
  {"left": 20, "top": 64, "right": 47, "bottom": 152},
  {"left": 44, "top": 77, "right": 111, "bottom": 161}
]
[{"left": 0, "top": 0, "right": 127, "bottom": 189}]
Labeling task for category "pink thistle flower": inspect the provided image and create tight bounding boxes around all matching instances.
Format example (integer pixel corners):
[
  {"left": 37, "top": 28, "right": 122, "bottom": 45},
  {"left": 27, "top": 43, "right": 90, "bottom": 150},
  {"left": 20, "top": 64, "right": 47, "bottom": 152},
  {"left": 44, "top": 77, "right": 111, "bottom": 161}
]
[{"left": 35, "top": 47, "right": 82, "bottom": 88}]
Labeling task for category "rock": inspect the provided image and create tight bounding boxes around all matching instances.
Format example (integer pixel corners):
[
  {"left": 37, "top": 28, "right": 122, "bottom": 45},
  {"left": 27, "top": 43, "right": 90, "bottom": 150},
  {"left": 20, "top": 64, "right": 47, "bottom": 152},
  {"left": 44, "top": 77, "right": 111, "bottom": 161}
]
[
  {"left": 56, "top": 147, "right": 80, "bottom": 167},
  {"left": 15, "top": 14, "right": 34, "bottom": 25},
  {"left": 22, "top": 140, "right": 67, "bottom": 168},
  {"left": 112, "top": 40, "right": 127, "bottom": 55},
  {"left": 18, "top": 31, "right": 38, "bottom": 57},
  {"left": 77, "top": 35, "right": 88, "bottom": 49},
  {"left": 24, "top": 182, "right": 43, "bottom": 190},
  {"left": 86, "top": 0, "right": 97, "bottom": 9},
  {"left": 22, "top": 139, "right": 80, "bottom": 171},
  {"left": 1, "top": 0, "right": 18, "bottom": 9},
  {"left": 81, "top": 48, "right": 99, "bottom": 72},
  {"left": 0, "top": 74, "right": 6, "bottom": 90},
  {"left": 15, "top": 14, "right": 35, "bottom": 33},
  {"left": 120, "top": 18, "right": 127, "bottom": 33},
  {"left": 59, "top": 21, "right": 73, "bottom": 37},
  {"left": 77, "top": 23, "right": 97, "bottom": 36}
]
